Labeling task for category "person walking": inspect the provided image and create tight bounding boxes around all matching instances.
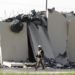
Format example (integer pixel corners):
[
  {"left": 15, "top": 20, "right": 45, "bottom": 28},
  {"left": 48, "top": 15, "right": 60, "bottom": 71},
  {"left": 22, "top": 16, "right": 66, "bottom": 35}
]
[{"left": 35, "top": 45, "right": 45, "bottom": 70}]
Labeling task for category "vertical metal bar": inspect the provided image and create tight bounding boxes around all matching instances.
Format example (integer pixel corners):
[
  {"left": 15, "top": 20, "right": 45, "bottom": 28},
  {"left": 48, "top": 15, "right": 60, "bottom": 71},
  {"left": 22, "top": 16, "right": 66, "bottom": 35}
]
[{"left": 46, "top": 0, "right": 48, "bottom": 10}]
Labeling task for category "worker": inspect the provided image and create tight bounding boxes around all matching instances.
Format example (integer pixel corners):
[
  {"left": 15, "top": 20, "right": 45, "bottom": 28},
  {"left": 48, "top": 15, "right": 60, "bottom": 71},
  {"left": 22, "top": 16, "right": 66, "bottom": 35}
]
[{"left": 35, "top": 45, "right": 45, "bottom": 70}]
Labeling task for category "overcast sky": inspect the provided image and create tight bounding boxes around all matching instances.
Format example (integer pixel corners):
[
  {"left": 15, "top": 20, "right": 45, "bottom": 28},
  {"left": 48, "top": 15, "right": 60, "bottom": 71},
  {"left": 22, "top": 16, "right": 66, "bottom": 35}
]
[{"left": 0, "top": 0, "right": 75, "bottom": 20}]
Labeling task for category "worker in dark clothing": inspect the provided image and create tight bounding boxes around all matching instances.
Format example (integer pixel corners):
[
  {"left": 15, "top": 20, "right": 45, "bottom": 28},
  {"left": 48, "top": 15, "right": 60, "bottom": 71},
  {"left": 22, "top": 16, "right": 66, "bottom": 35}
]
[{"left": 35, "top": 45, "right": 45, "bottom": 70}]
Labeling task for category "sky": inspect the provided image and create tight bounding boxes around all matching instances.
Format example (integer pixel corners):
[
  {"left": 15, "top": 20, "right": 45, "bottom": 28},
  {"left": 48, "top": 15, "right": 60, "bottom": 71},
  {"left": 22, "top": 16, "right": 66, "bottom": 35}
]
[{"left": 0, "top": 0, "right": 75, "bottom": 20}]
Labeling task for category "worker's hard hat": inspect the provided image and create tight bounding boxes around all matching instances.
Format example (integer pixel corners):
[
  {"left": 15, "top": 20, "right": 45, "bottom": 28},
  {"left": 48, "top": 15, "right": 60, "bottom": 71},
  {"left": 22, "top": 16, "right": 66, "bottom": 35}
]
[{"left": 38, "top": 45, "right": 42, "bottom": 48}]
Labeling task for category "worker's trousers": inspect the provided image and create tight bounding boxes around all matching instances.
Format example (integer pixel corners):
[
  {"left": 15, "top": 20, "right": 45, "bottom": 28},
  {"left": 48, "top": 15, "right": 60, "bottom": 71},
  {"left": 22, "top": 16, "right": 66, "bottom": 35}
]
[{"left": 35, "top": 57, "right": 45, "bottom": 70}]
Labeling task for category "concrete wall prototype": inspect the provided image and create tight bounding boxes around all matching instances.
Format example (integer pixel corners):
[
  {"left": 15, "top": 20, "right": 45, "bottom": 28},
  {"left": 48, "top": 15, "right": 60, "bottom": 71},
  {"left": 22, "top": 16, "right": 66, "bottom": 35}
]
[
  {"left": 0, "top": 22, "right": 28, "bottom": 62},
  {"left": 67, "top": 17, "right": 75, "bottom": 62},
  {"left": 48, "top": 10, "right": 67, "bottom": 58}
]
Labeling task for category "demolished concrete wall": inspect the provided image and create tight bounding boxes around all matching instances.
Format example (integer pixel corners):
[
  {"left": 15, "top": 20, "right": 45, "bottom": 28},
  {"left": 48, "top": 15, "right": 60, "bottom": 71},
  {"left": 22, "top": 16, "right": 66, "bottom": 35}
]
[
  {"left": 67, "top": 17, "right": 75, "bottom": 62},
  {"left": 48, "top": 10, "right": 67, "bottom": 64},
  {"left": 0, "top": 22, "right": 28, "bottom": 62},
  {"left": 0, "top": 35, "right": 2, "bottom": 64},
  {"left": 28, "top": 23, "right": 54, "bottom": 60},
  {"left": 1, "top": 9, "right": 75, "bottom": 67}
]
